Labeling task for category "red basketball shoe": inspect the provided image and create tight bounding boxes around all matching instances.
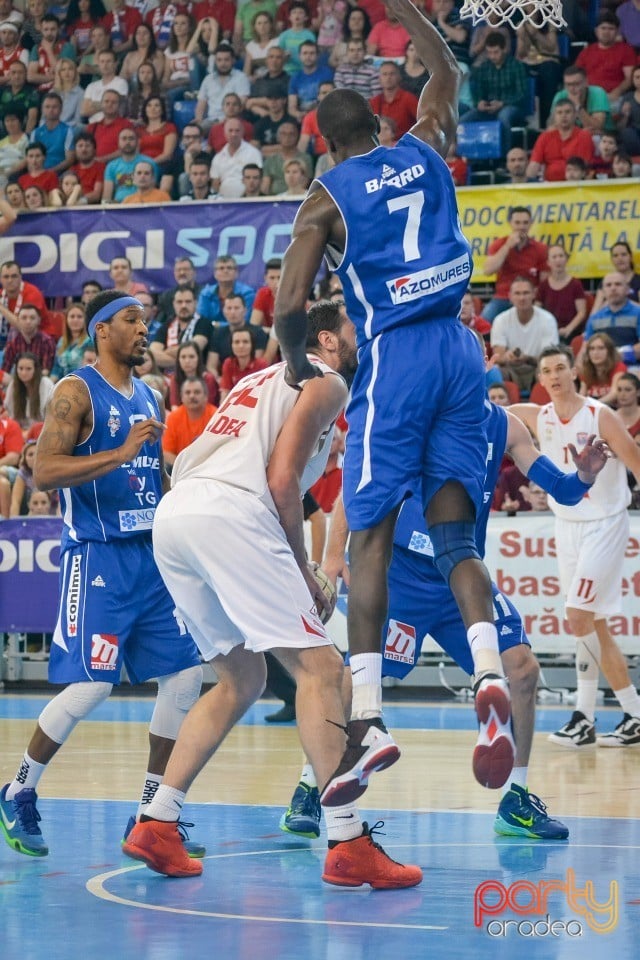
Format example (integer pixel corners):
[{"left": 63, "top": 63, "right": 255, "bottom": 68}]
[
  {"left": 322, "top": 822, "right": 423, "bottom": 889},
  {"left": 122, "top": 819, "right": 203, "bottom": 877}
]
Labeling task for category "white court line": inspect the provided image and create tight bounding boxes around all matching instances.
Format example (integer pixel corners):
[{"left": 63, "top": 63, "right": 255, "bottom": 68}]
[{"left": 86, "top": 847, "right": 447, "bottom": 931}]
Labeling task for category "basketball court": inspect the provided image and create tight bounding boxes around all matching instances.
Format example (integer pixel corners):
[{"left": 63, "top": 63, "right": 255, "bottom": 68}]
[{"left": 2, "top": 693, "right": 638, "bottom": 960}]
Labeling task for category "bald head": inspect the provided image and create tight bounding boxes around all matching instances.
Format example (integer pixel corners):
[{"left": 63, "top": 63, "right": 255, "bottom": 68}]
[{"left": 602, "top": 272, "right": 629, "bottom": 309}]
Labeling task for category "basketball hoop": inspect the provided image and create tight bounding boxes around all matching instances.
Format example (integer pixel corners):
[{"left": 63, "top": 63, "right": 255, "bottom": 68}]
[{"left": 458, "top": 0, "right": 566, "bottom": 29}]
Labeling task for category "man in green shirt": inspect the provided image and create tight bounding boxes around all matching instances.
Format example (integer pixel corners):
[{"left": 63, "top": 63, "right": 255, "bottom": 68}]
[{"left": 550, "top": 65, "right": 612, "bottom": 134}]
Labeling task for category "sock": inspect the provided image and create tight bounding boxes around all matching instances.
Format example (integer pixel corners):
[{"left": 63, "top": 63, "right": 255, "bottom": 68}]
[
  {"left": 6, "top": 753, "right": 48, "bottom": 801},
  {"left": 350, "top": 653, "right": 382, "bottom": 719},
  {"left": 575, "top": 631, "right": 600, "bottom": 722},
  {"left": 299, "top": 763, "right": 317, "bottom": 789},
  {"left": 325, "top": 803, "right": 362, "bottom": 844},
  {"left": 614, "top": 684, "right": 640, "bottom": 718},
  {"left": 505, "top": 766, "right": 528, "bottom": 794},
  {"left": 136, "top": 772, "right": 162, "bottom": 820},
  {"left": 468, "top": 622, "right": 502, "bottom": 678},
  {"left": 143, "top": 784, "right": 185, "bottom": 823}
]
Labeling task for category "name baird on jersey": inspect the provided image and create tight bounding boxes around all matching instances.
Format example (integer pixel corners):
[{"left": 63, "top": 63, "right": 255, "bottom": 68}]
[
  {"left": 387, "top": 253, "right": 471, "bottom": 306},
  {"left": 365, "top": 163, "right": 425, "bottom": 193}
]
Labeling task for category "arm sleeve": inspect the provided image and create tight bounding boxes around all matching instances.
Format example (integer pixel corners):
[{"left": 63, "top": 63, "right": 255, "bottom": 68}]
[{"left": 527, "top": 454, "right": 593, "bottom": 506}]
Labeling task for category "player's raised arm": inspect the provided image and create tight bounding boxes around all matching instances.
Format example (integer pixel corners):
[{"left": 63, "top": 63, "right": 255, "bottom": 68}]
[{"left": 384, "top": 0, "right": 462, "bottom": 155}]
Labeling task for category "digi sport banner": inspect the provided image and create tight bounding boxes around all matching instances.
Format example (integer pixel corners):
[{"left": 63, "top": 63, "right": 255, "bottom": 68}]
[{"left": 0, "top": 180, "right": 637, "bottom": 298}]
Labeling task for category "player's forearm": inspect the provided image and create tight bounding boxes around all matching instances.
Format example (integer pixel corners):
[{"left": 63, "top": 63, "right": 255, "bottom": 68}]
[
  {"left": 385, "top": 0, "right": 459, "bottom": 75},
  {"left": 34, "top": 448, "right": 126, "bottom": 491},
  {"left": 274, "top": 306, "right": 310, "bottom": 375},
  {"left": 270, "top": 478, "right": 308, "bottom": 571},
  {"left": 323, "top": 495, "right": 349, "bottom": 584}
]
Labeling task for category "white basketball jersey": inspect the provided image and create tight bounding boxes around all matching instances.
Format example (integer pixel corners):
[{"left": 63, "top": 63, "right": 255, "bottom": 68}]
[
  {"left": 171, "top": 358, "right": 341, "bottom": 513},
  {"left": 536, "top": 399, "right": 630, "bottom": 520}
]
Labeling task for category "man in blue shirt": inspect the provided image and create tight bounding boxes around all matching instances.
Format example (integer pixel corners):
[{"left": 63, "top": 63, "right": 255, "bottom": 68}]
[
  {"left": 197, "top": 255, "right": 256, "bottom": 325},
  {"left": 30, "top": 92, "right": 74, "bottom": 175},
  {"left": 585, "top": 272, "right": 640, "bottom": 357},
  {"left": 288, "top": 41, "right": 334, "bottom": 122}
]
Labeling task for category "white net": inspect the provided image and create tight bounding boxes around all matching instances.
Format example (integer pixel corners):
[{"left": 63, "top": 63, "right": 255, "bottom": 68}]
[{"left": 458, "top": 0, "right": 566, "bottom": 28}]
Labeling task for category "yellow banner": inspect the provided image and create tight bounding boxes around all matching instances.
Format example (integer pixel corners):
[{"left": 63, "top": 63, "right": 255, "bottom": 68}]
[{"left": 456, "top": 179, "right": 640, "bottom": 282}]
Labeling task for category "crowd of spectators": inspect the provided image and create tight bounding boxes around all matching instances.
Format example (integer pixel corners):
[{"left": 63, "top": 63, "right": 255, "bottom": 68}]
[
  {"left": 0, "top": 0, "right": 636, "bottom": 207},
  {"left": 0, "top": 0, "right": 640, "bottom": 532}
]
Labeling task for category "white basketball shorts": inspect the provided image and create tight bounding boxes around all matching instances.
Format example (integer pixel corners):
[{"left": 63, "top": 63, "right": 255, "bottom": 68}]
[{"left": 555, "top": 509, "right": 629, "bottom": 618}]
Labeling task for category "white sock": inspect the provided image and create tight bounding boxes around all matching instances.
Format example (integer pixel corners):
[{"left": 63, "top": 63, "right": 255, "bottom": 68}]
[
  {"left": 299, "top": 763, "right": 317, "bottom": 789},
  {"left": 614, "top": 684, "right": 640, "bottom": 718},
  {"left": 505, "top": 766, "right": 528, "bottom": 793},
  {"left": 468, "top": 622, "right": 502, "bottom": 678},
  {"left": 350, "top": 653, "right": 382, "bottom": 719},
  {"left": 575, "top": 631, "right": 600, "bottom": 722},
  {"left": 325, "top": 804, "right": 362, "bottom": 843},
  {"left": 144, "top": 784, "right": 185, "bottom": 822},
  {"left": 136, "top": 772, "right": 162, "bottom": 820},
  {"left": 6, "top": 753, "right": 48, "bottom": 800}
]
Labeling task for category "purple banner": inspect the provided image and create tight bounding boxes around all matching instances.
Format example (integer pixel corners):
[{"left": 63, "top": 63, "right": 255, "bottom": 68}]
[
  {"left": 0, "top": 518, "right": 62, "bottom": 632},
  {"left": 0, "top": 200, "right": 301, "bottom": 297}
]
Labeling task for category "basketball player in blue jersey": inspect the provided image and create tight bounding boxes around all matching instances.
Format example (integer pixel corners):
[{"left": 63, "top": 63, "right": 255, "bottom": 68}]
[
  {"left": 0, "top": 291, "right": 204, "bottom": 860},
  {"left": 281, "top": 406, "right": 608, "bottom": 840},
  {"left": 275, "top": 0, "right": 515, "bottom": 802}
]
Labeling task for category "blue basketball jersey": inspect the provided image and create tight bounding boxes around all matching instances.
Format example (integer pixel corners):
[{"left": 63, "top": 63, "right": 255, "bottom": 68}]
[
  {"left": 393, "top": 401, "right": 508, "bottom": 563},
  {"left": 318, "top": 132, "right": 472, "bottom": 343},
  {"left": 59, "top": 367, "right": 164, "bottom": 551}
]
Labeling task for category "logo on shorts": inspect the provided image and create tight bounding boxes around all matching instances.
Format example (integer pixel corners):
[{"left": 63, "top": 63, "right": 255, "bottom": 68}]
[
  {"left": 384, "top": 620, "right": 416, "bottom": 665},
  {"left": 67, "top": 554, "right": 82, "bottom": 636},
  {"left": 91, "top": 633, "right": 118, "bottom": 671},
  {"left": 408, "top": 531, "right": 434, "bottom": 556},
  {"left": 91, "top": 575, "right": 106, "bottom": 588},
  {"left": 107, "top": 405, "right": 121, "bottom": 438}
]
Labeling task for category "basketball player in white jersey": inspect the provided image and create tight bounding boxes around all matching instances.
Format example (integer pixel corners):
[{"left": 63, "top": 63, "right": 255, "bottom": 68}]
[
  {"left": 123, "top": 300, "right": 422, "bottom": 889},
  {"left": 510, "top": 345, "right": 640, "bottom": 749}
]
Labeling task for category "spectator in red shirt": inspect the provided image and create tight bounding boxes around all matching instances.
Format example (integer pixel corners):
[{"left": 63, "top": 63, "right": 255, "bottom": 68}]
[
  {"left": 101, "top": 0, "right": 143, "bottom": 56},
  {"left": 207, "top": 92, "right": 254, "bottom": 154},
  {"left": 578, "top": 332, "right": 627, "bottom": 406},
  {"left": 87, "top": 90, "right": 133, "bottom": 161},
  {"left": 367, "top": 9, "right": 411, "bottom": 57},
  {"left": 1, "top": 303, "right": 57, "bottom": 380},
  {"left": 525, "top": 100, "right": 594, "bottom": 182},
  {"left": 219, "top": 327, "right": 268, "bottom": 401},
  {"left": 369, "top": 61, "right": 418, "bottom": 138},
  {"left": 250, "top": 258, "right": 281, "bottom": 329},
  {"left": 482, "top": 205, "right": 549, "bottom": 322},
  {"left": 575, "top": 13, "right": 636, "bottom": 107},
  {"left": 192, "top": 0, "right": 236, "bottom": 40},
  {"left": 298, "top": 79, "right": 334, "bottom": 160},
  {"left": 460, "top": 289, "right": 491, "bottom": 339},
  {"left": 0, "top": 411, "right": 23, "bottom": 516},
  {"left": 71, "top": 131, "right": 105, "bottom": 203},
  {"left": 18, "top": 141, "right": 58, "bottom": 197},
  {"left": 536, "top": 244, "right": 587, "bottom": 343},
  {"left": 0, "top": 261, "right": 54, "bottom": 344}
]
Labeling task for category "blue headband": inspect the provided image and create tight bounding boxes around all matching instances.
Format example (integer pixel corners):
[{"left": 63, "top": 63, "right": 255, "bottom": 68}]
[{"left": 88, "top": 296, "right": 143, "bottom": 338}]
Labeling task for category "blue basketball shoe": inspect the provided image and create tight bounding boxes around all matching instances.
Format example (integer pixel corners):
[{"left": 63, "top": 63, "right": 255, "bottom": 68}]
[
  {"left": 0, "top": 784, "right": 49, "bottom": 856},
  {"left": 494, "top": 784, "right": 569, "bottom": 840},
  {"left": 279, "top": 782, "right": 321, "bottom": 838},
  {"left": 122, "top": 815, "right": 206, "bottom": 858}
]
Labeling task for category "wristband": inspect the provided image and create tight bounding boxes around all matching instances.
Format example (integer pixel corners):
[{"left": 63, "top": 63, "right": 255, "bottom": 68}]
[{"left": 527, "top": 454, "right": 593, "bottom": 506}]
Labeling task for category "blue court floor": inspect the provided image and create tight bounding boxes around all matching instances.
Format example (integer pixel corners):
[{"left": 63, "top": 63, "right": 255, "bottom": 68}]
[{"left": 1, "top": 696, "right": 638, "bottom": 960}]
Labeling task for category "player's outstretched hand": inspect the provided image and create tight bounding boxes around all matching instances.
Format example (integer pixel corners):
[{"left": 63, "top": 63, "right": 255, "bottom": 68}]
[
  {"left": 568, "top": 434, "right": 610, "bottom": 484},
  {"left": 284, "top": 359, "right": 324, "bottom": 389},
  {"left": 120, "top": 418, "right": 166, "bottom": 461}
]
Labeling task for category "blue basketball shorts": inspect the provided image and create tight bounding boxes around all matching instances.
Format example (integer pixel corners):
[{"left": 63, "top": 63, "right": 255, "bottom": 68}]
[
  {"left": 343, "top": 320, "right": 488, "bottom": 530},
  {"left": 382, "top": 547, "right": 529, "bottom": 678},
  {"left": 49, "top": 536, "right": 200, "bottom": 685}
]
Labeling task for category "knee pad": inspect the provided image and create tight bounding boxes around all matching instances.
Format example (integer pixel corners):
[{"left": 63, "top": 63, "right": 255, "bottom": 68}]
[
  {"left": 39, "top": 681, "right": 113, "bottom": 744},
  {"left": 150, "top": 665, "right": 203, "bottom": 740},
  {"left": 430, "top": 521, "right": 481, "bottom": 585}
]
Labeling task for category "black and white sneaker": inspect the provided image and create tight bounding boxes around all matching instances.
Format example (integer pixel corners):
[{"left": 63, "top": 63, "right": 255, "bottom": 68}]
[
  {"left": 597, "top": 714, "right": 640, "bottom": 747},
  {"left": 548, "top": 710, "right": 596, "bottom": 748}
]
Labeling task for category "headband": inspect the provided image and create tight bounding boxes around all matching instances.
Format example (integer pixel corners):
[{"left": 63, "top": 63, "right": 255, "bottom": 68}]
[{"left": 88, "top": 296, "right": 143, "bottom": 338}]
